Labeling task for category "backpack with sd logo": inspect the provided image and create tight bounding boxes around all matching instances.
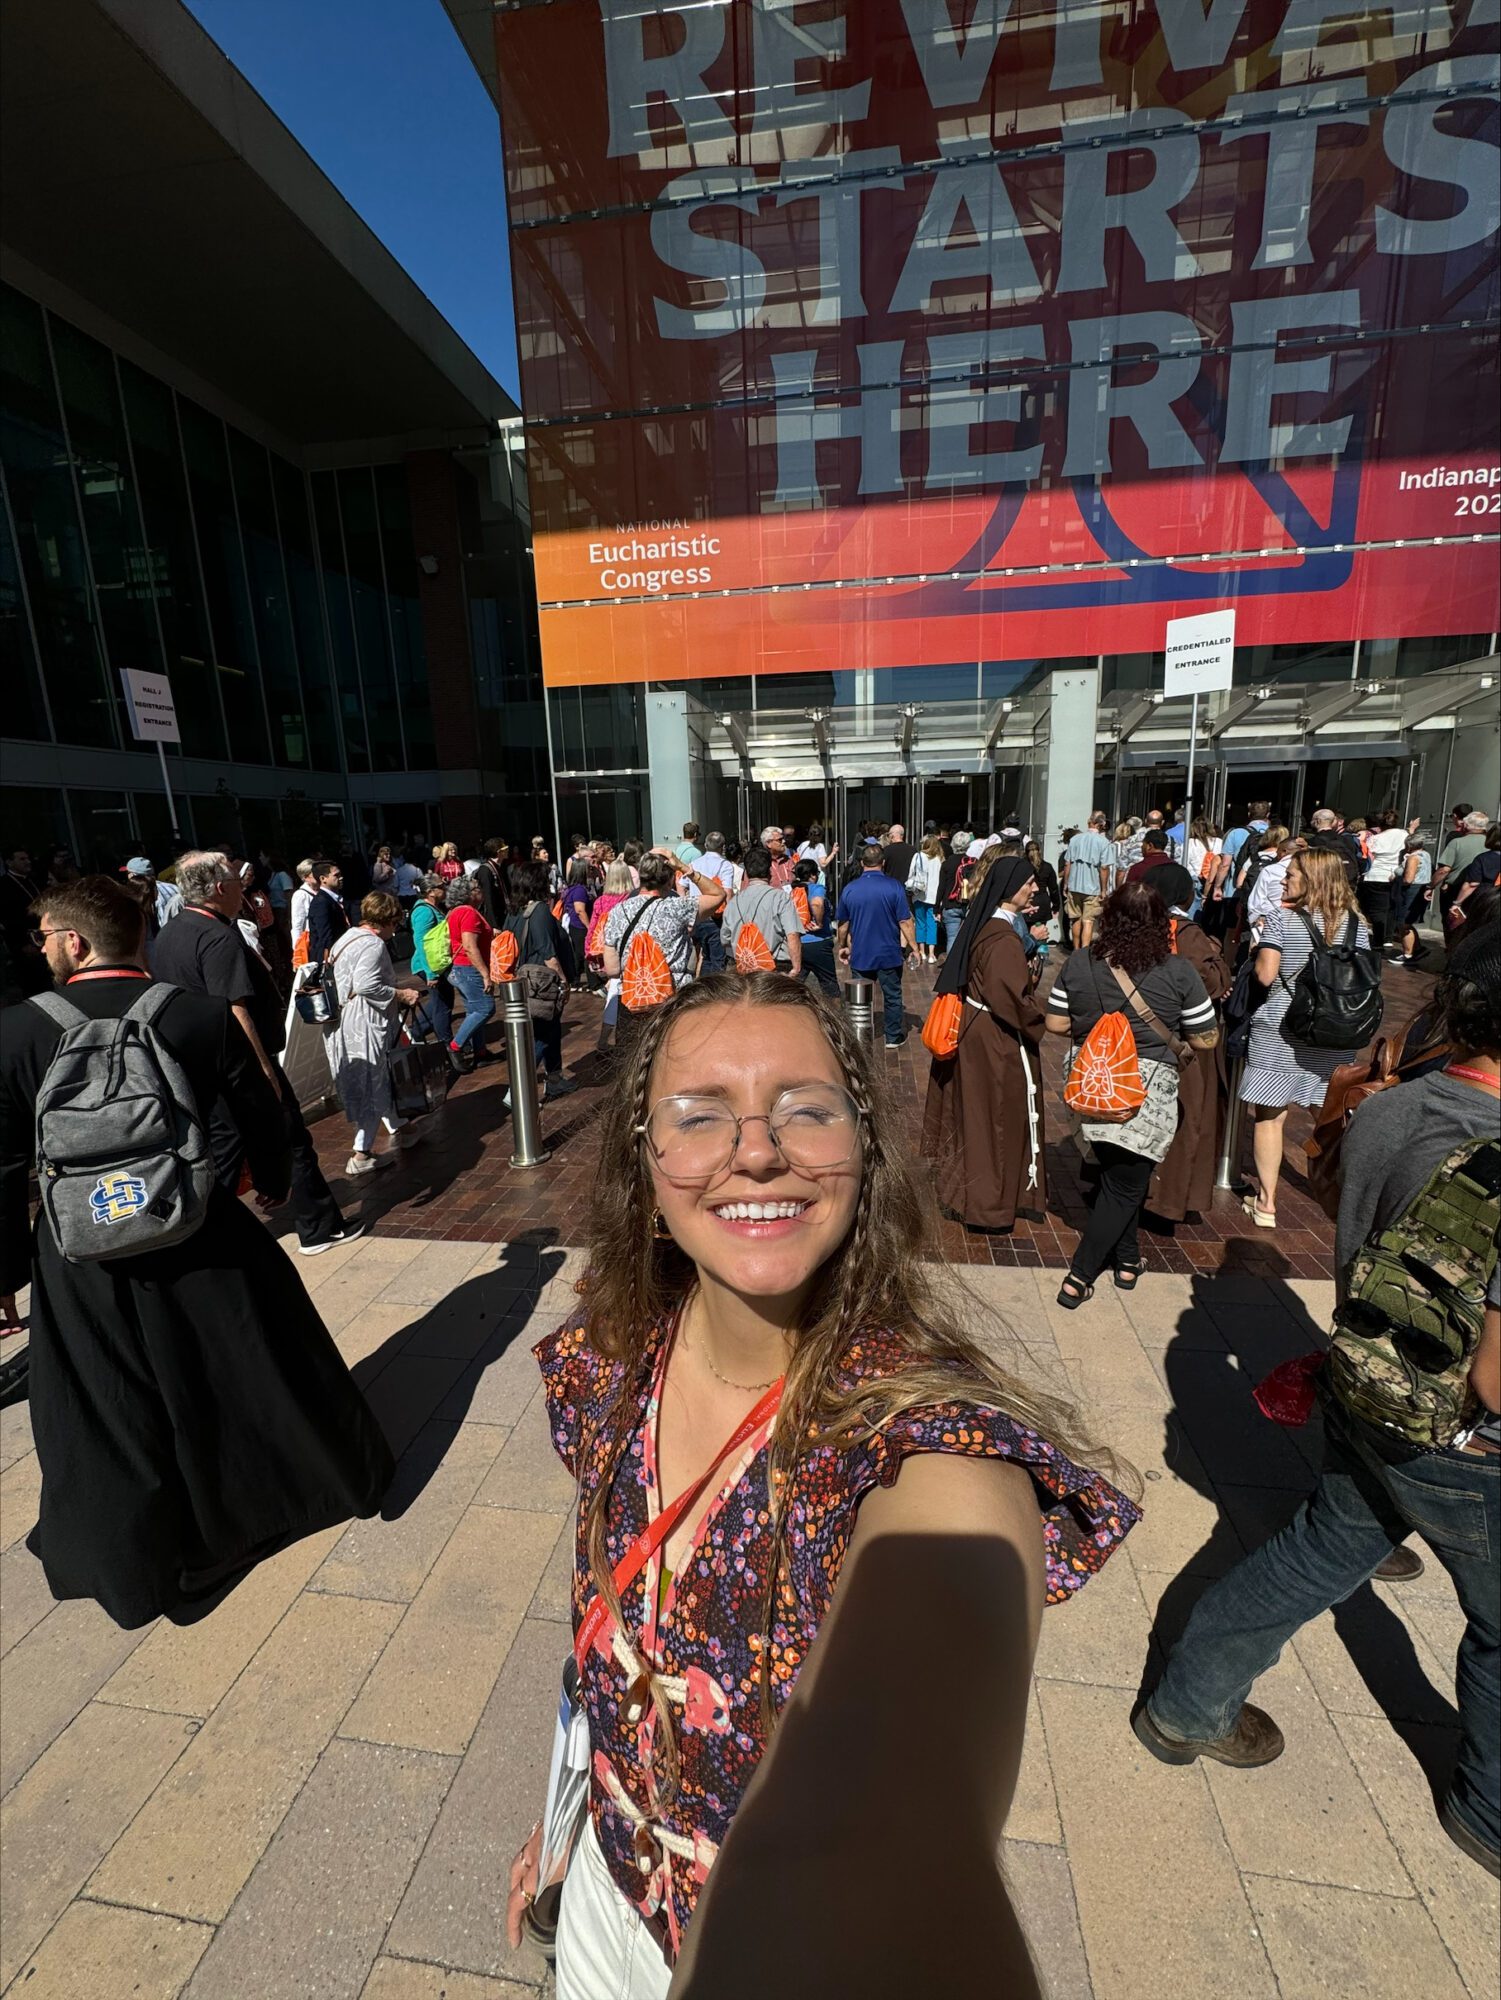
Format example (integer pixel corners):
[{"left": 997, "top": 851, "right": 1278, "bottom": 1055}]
[
  {"left": 1280, "top": 911, "right": 1383, "bottom": 1051},
  {"left": 29, "top": 986, "right": 213, "bottom": 1263},
  {"left": 1329, "top": 1137, "right": 1500, "bottom": 1446}
]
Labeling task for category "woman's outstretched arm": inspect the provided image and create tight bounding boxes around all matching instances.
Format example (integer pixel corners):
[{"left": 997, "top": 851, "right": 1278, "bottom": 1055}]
[{"left": 670, "top": 1452, "right": 1045, "bottom": 1999}]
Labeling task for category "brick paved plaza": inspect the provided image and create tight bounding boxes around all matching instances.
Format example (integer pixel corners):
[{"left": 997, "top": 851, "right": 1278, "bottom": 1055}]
[
  {"left": 299, "top": 956, "right": 1438, "bottom": 1275},
  {"left": 2, "top": 953, "right": 1495, "bottom": 2000}
]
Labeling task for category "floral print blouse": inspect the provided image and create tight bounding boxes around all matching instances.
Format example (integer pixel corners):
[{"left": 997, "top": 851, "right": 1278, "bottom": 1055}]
[{"left": 535, "top": 1314, "right": 1139, "bottom": 1959}]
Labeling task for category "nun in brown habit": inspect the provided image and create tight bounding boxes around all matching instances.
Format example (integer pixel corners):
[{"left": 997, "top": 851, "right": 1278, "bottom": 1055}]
[
  {"left": 922, "top": 857, "right": 1048, "bottom": 1230},
  {"left": 1149, "top": 863, "right": 1233, "bottom": 1221}
]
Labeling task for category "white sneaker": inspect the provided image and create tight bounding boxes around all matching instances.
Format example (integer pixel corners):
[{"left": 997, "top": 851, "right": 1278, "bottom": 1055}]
[
  {"left": 344, "top": 1154, "right": 379, "bottom": 1177},
  {"left": 297, "top": 1222, "right": 367, "bottom": 1257}
]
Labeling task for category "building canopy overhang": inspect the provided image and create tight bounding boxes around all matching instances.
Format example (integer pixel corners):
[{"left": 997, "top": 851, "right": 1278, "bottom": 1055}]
[
  {"left": 694, "top": 656, "right": 1499, "bottom": 786},
  {"left": 1, "top": 0, "right": 515, "bottom": 449}
]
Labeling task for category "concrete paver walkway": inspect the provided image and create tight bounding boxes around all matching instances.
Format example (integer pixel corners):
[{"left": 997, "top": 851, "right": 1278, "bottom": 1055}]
[{"left": 1, "top": 1237, "right": 1495, "bottom": 2000}]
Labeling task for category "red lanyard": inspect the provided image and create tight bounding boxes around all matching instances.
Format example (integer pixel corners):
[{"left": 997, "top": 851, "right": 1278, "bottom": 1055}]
[
  {"left": 1444, "top": 1063, "right": 1500, "bottom": 1094},
  {"left": 574, "top": 1374, "right": 784, "bottom": 1676},
  {"left": 67, "top": 968, "right": 152, "bottom": 983}
]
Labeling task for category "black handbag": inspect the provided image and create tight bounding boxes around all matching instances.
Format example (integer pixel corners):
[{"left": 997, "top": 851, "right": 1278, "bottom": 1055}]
[
  {"left": 389, "top": 1000, "right": 450, "bottom": 1115},
  {"left": 1222, "top": 954, "right": 1265, "bottom": 1062},
  {"left": 389, "top": 1038, "right": 448, "bottom": 1117}
]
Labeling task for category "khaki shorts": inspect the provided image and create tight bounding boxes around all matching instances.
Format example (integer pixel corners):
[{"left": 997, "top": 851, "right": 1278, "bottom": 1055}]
[{"left": 1066, "top": 890, "right": 1103, "bottom": 922}]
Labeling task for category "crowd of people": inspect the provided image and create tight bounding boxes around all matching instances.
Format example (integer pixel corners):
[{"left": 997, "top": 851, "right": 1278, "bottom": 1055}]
[{"left": 0, "top": 788, "right": 1496, "bottom": 1993}]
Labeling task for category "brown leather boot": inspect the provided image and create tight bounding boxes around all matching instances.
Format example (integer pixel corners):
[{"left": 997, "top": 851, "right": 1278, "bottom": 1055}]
[
  {"left": 1373, "top": 1546, "right": 1425, "bottom": 1582},
  {"left": 1132, "top": 1701, "right": 1285, "bottom": 1768}
]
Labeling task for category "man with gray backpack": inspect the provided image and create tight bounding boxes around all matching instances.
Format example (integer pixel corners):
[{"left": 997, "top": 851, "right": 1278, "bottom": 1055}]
[{"left": 0, "top": 875, "right": 393, "bottom": 1630}]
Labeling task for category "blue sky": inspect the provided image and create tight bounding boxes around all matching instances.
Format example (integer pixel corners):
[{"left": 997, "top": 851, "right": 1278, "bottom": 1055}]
[{"left": 184, "top": 0, "right": 518, "bottom": 395}]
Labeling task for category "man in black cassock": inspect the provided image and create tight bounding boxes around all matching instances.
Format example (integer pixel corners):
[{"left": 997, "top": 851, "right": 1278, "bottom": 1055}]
[{"left": 0, "top": 875, "right": 393, "bottom": 1630}]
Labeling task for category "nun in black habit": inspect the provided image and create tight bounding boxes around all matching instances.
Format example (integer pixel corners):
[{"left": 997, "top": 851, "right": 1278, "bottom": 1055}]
[{"left": 0, "top": 875, "right": 394, "bottom": 1629}]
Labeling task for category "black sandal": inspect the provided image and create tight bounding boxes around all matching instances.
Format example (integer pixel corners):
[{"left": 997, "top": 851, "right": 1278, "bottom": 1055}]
[
  {"left": 1113, "top": 1260, "right": 1144, "bottom": 1291},
  {"left": 1056, "top": 1273, "right": 1094, "bottom": 1310}
]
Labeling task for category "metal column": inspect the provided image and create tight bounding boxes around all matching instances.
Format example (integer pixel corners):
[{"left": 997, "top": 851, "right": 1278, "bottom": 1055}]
[
  {"left": 500, "top": 982, "right": 550, "bottom": 1168},
  {"left": 1215, "top": 1061, "right": 1247, "bottom": 1190}
]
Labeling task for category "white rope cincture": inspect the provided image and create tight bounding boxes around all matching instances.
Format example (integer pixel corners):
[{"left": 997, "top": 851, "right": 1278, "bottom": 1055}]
[{"left": 1019, "top": 1042, "right": 1041, "bottom": 1192}]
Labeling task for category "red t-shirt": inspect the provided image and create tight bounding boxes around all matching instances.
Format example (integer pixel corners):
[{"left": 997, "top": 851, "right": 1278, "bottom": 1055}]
[
  {"left": 447, "top": 903, "right": 493, "bottom": 967},
  {"left": 1126, "top": 851, "right": 1173, "bottom": 882}
]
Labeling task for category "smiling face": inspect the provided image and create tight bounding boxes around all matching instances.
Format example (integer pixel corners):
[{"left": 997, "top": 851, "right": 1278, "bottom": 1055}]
[{"left": 645, "top": 1000, "right": 863, "bottom": 1304}]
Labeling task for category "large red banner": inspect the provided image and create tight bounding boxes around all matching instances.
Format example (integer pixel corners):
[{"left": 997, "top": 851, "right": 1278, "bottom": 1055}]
[{"left": 496, "top": 0, "right": 1501, "bottom": 686}]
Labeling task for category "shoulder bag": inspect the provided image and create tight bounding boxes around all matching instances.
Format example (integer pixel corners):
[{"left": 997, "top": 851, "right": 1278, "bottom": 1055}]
[
  {"left": 507, "top": 902, "right": 568, "bottom": 1023},
  {"left": 1303, "top": 1028, "right": 1452, "bottom": 1221}
]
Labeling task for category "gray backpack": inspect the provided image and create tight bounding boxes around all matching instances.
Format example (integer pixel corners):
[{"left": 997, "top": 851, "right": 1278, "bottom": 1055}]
[{"left": 29, "top": 986, "right": 214, "bottom": 1263}]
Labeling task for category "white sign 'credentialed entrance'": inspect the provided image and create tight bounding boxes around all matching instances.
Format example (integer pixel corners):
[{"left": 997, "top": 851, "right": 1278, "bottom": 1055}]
[
  {"left": 1163, "top": 609, "right": 1237, "bottom": 698},
  {"left": 1168, "top": 604, "right": 1240, "bottom": 700}
]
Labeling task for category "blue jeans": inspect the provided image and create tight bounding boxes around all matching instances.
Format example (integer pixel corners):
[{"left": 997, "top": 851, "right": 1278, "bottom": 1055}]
[
  {"left": 855, "top": 963, "right": 906, "bottom": 1043},
  {"left": 449, "top": 962, "right": 494, "bottom": 1052},
  {"left": 414, "top": 975, "right": 452, "bottom": 1046},
  {"left": 801, "top": 938, "right": 839, "bottom": 997},
  {"left": 913, "top": 902, "right": 937, "bottom": 948},
  {"left": 533, "top": 1014, "right": 562, "bottom": 1075},
  {"left": 693, "top": 917, "right": 726, "bottom": 975},
  {"left": 943, "top": 907, "right": 964, "bottom": 954},
  {"left": 1149, "top": 1397, "right": 1500, "bottom": 1853}
]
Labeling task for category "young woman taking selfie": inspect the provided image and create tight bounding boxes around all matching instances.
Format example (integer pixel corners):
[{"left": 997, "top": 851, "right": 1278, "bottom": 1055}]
[{"left": 508, "top": 973, "right": 1138, "bottom": 1998}]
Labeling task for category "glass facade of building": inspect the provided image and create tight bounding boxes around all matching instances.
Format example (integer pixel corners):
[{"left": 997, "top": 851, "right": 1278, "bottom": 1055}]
[
  {"left": 0, "top": 281, "right": 548, "bottom": 867},
  {"left": 492, "top": 0, "right": 1498, "bottom": 852}
]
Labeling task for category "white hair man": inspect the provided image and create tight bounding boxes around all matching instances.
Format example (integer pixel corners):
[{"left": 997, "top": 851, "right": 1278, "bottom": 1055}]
[
  {"left": 758, "top": 825, "right": 795, "bottom": 888},
  {"left": 1434, "top": 810, "right": 1494, "bottom": 919}
]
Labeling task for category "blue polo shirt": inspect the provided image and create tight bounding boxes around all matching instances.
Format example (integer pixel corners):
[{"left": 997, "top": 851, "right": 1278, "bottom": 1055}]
[{"left": 839, "top": 868, "right": 910, "bottom": 969}]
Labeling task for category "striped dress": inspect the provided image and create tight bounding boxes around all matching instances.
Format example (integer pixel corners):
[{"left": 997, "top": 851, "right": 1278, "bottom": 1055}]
[{"left": 1240, "top": 906, "right": 1373, "bottom": 1111}]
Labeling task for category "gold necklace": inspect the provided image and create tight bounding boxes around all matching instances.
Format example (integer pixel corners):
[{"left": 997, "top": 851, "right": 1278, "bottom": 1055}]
[{"left": 685, "top": 1327, "right": 780, "bottom": 1393}]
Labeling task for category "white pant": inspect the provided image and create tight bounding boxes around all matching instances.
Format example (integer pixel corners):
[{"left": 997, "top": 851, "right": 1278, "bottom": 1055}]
[
  {"left": 556, "top": 1816, "right": 672, "bottom": 2000},
  {"left": 351, "top": 1115, "right": 400, "bottom": 1154}
]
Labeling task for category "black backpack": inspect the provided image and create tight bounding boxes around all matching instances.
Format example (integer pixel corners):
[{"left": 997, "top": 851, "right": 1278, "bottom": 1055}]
[
  {"left": 1280, "top": 911, "right": 1384, "bottom": 1051},
  {"left": 1233, "top": 842, "right": 1268, "bottom": 900}
]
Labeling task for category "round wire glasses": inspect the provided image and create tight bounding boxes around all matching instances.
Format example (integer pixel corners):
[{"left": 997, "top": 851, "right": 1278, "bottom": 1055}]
[{"left": 637, "top": 1084, "right": 862, "bottom": 1183}]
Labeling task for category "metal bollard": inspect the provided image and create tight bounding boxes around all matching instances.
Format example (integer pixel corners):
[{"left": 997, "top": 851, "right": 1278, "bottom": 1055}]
[
  {"left": 499, "top": 980, "right": 551, "bottom": 1169},
  {"left": 845, "top": 978, "right": 874, "bottom": 1047},
  {"left": 1215, "top": 1057, "right": 1247, "bottom": 1191}
]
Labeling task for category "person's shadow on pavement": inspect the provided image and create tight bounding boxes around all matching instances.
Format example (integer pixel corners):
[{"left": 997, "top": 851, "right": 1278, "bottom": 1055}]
[
  {"left": 1142, "top": 1254, "right": 1459, "bottom": 1792},
  {"left": 351, "top": 1229, "right": 569, "bottom": 1520}
]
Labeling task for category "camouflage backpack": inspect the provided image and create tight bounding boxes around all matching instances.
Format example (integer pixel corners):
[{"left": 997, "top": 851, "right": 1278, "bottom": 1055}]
[{"left": 1329, "top": 1137, "right": 1501, "bottom": 1447}]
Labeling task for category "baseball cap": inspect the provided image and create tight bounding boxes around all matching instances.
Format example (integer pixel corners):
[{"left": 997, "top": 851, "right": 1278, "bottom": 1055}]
[{"left": 120, "top": 857, "right": 153, "bottom": 877}]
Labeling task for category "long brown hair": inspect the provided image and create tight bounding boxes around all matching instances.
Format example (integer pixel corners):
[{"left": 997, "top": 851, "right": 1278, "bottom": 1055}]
[
  {"left": 577, "top": 973, "right": 1122, "bottom": 1795},
  {"left": 1284, "top": 847, "right": 1360, "bottom": 936}
]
